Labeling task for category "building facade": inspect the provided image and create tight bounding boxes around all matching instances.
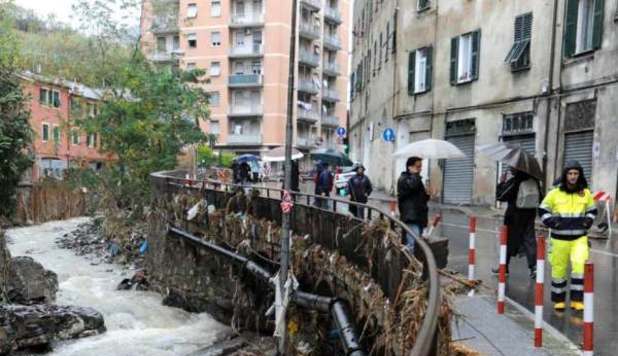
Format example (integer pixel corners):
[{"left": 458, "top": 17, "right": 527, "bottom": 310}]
[
  {"left": 350, "top": 0, "right": 618, "bottom": 206},
  {"left": 140, "top": 0, "right": 351, "bottom": 160},
  {"left": 18, "top": 72, "right": 110, "bottom": 183}
]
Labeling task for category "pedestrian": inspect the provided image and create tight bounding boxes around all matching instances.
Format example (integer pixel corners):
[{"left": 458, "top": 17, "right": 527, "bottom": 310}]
[
  {"left": 397, "top": 157, "right": 429, "bottom": 252},
  {"left": 347, "top": 163, "right": 372, "bottom": 219},
  {"left": 315, "top": 162, "right": 333, "bottom": 209},
  {"left": 231, "top": 161, "right": 240, "bottom": 184},
  {"left": 539, "top": 161, "right": 597, "bottom": 311},
  {"left": 494, "top": 167, "right": 542, "bottom": 278},
  {"left": 239, "top": 161, "right": 251, "bottom": 185}
]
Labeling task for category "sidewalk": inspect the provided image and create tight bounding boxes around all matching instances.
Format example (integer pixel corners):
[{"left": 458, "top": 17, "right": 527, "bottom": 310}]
[{"left": 452, "top": 293, "right": 580, "bottom": 356}]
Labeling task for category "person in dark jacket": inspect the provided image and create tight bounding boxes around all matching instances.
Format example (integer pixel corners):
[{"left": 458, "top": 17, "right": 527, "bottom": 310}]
[
  {"left": 347, "top": 164, "right": 372, "bottom": 219},
  {"left": 231, "top": 161, "right": 240, "bottom": 184},
  {"left": 239, "top": 161, "right": 251, "bottom": 184},
  {"left": 315, "top": 162, "right": 333, "bottom": 209},
  {"left": 494, "top": 168, "right": 541, "bottom": 278},
  {"left": 397, "top": 157, "right": 429, "bottom": 251}
]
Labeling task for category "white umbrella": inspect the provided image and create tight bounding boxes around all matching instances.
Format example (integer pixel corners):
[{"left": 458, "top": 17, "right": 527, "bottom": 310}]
[
  {"left": 262, "top": 146, "right": 304, "bottom": 162},
  {"left": 393, "top": 139, "right": 466, "bottom": 159}
]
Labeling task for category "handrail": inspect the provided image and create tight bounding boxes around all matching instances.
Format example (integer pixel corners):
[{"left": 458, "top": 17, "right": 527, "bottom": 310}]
[{"left": 150, "top": 170, "right": 440, "bottom": 356}]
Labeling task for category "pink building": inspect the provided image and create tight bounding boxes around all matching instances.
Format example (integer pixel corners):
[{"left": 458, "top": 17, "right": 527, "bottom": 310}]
[
  {"left": 140, "top": 0, "right": 350, "bottom": 157},
  {"left": 18, "top": 72, "right": 111, "bottom": 182}
]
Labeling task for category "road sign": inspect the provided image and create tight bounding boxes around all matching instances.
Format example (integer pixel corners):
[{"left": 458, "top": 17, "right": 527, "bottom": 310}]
[
  {"left": 336, "top": 127, "right": 346, "bottom": 138},
  {"left": 383, "top": 128, "right": 395, "bottom": 142}
]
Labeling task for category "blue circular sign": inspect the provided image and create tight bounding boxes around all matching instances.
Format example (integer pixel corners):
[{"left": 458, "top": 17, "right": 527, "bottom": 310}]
[
  {"left": 336, "top": 127, "right": 346, "bottom": 138},
  {"left": 383, "top": 128, "right": 395, "bottom": 142}
]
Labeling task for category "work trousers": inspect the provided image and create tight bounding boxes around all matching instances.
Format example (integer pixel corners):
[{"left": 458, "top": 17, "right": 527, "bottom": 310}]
[{"left": 549, "top": 236, "right": 589, "bottom": 303}]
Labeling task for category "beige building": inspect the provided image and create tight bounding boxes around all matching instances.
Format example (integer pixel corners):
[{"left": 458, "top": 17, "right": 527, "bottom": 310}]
[
  {"left": 351, "top": 0, "right": 618, "bottom": 206},
  {"left": 140, "top": 0, "right": 351, "bottom": 158}
]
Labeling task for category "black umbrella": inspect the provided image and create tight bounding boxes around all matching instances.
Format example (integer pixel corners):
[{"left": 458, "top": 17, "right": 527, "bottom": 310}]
[
  {"left": 477, "top": 143, "right": 543, "bottom": 179},
  {"left": 309, "top": 148, "right": 353, "bottom": 167}
]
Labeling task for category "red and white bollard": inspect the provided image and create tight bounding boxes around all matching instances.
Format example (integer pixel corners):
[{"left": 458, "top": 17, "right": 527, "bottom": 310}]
[
  {"left": 583, "top": 261, "right": 594, "bottom": 356},
  {"left": 497, "top": 225, "right": 507, "bottom": 314},
  {"left": 534, "top": 235, "right": 546, "bottom": 348},
  {"left": 468, "top": 217, "right": 477, "bottom": 296}
]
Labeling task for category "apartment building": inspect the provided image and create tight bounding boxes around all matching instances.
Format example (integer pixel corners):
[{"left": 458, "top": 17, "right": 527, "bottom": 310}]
[
  {"left": 18, "top": 72, "right": 111, "bottom": 183},
  {"left": 140, "top": 0, "right": 351, "bottom": 158},
  {"left": 350, "top": 0, "right": 618, "bottom": 206}
]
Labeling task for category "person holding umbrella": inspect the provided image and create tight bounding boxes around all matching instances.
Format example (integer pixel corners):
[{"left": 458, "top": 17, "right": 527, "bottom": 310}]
[
  {"left": 347, "top": 163, "right": 372, "bottom": 219},
  {"left": 397, "top": 157, "right": 430, "bottom": 252}
]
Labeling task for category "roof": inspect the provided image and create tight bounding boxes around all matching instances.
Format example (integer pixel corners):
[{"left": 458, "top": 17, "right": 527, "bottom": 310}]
[{"left": 17, "top": 71, "right": 103, "bottom": 100}]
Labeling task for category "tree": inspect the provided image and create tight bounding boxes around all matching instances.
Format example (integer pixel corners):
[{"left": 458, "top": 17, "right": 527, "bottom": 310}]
[{"left": 0, "top": 4, "right": 33, "bottom": 217}]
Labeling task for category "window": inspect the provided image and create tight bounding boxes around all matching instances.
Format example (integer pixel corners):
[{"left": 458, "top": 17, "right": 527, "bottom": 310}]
[
  {"left": 186, "top": 62, "right": 196, "bottom": 70},
  {"left": 418, "top": 0, "right": 430, "bottom": 11},
  {"left": 39, "top": 88, "right": 60, "bottom": 107},
  {"left": 251, "top": 60, "right": 262, "bottom": 74},
  {"left": 210, "top": 121, "right": 220, "bottom": 135},
  {"left": 187, "top": 3, "right": 197, "bottom": 18},
  {"left": 379, "top": 32, "right": 383, "bottom": 69},
  {"left": 450, "top": 30, "right": 480, "bottom": 85},
  {"left": 208, "top": 91, "right": 220, "bottom": 106},
  {"left": 87, "top": 103, "right": 97, "bottom": 117},
  {"left": 173, "top": 35, "right": 180, "bottom": 50},
  {"left": 408, "top": 47, "right": 432, "bottom": 95},
  {"left": 52, "top": 91, "right": 60, "bottom": 107},
  {"left": 373, "top": 41, "right": 377, "bottom": 76},
  {"left": 53, "top": 126, "right": 61, "bottom": 143},
  {"left": 87, "top": 133, "right": 97, "bottom": 148},
  {"left": 39, "top": 88, "right": 48, "bottom": 104},
  {"left": 385, "top": 22, "right": 390, "bottom": 62},
  {"left": 71, "top": 129, "right": 80, "bottom": 145},
  {"left": 70, "top": 98, "right": 81, "bottom": 115},
  {"left": 236, "top": 0, "right": 245, "bottom": 17},
  {"left": 211, "top": 0, "right": 221, "bottom": 16},
  {"left": 187, "top": 33, "right": 197, "bottom": 48},
  {"left": 210, "top": 61, "right": 221, "bottom": 76},
  {"left": 211, "top": 31, "right": 221, "bottom": 46},
  {"left": 505, "top": 13, "right": 532, "bottom": 71},
  {"left": 564, "top": 0, "right": 604, "bottom": 57},
  {"left": 42, "top": 123, "right": 49, "bottom": 141},
  {"left": 157, "top": 36, "right": 166, "bottom": 52}
]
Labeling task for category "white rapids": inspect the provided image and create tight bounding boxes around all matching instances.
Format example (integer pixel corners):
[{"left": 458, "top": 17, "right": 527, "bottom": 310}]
[{"left": 5, "top": 217, "right": 229, "bottom": 356}]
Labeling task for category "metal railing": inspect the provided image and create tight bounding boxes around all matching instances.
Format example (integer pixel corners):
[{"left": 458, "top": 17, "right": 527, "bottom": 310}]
[
  {"left": 229, "top": 44, "right": 263, "bottom": 57},
  {"left": 227, "top": 133, "right": 262, "bottom": 144},
  {"left": 297, "top": 107, "right": 320, "bottom": 122},
  {"left": 229, "top": 103, "right": 263, "bottom": 116},
  {"left": 299, "top": 22, "right": 321, "bottom": 39},
  {"left": 300, "top": 0, "right": 321, "bottom": 10},
  {"left": 323, "top": 35, "right": 342, "bottom": 50},
  {"left": 321, "top": 114, "right": 339, "bottom": 127},
  {"left": 322, "top": 61, "right": 340, "bottom": 75},
  {"left": 299, "top": 50, "right": 320, "bottom": 67},
  {"left": 321, "top": 88, "right": 340, "bottom": 102},
  {"left": 324, "top": 7, "right": 342, "bottom": 23},
  {"left": 228, "top": 74, "right": 263, "bottom": 87},
  {"left": 150, "top": 170, "right": 441, "bottom": 356},
  {"left": 298, "top": 79, "right": 319, "bottom": 94},
  {"left": 230, "top": 13, "right": 264, "bottom": 26}
]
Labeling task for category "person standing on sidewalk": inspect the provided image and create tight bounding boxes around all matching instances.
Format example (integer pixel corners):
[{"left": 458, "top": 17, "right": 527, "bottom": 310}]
[
  {"left": 397, "top": 157, "right": 429, "bottom": 252},
  {"left": 347, "top": 163, "right": 372, "bottom": 219},
  {"left": 539, "top": 161, "right": 597, "bottom": 311},
  {"left": 315, "top": 162, "right": 333, "bottom": 209},
  {"left": 494, "top": 168, "right": 541, "bottom": 278}
]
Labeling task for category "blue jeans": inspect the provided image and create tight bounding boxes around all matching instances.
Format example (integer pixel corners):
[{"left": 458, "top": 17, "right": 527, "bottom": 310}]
[{"left": 404, "top": 223, "right": 423, "bottom": 252}]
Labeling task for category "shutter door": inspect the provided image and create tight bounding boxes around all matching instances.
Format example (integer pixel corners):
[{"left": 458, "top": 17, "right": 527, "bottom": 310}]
[
  {"left": 503, "top": 134, "right": 535, "bottom": 155},
  {"left": 564, "top": 131, "right": 594, "bottom": 182},
  {"left": 443, "top": 134, "right": 475, "bottom": 204}
]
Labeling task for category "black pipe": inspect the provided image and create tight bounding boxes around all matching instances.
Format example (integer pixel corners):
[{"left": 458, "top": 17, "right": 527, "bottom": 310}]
[{"left": 167, "top": 227, "right": 367, "bottom": 356}]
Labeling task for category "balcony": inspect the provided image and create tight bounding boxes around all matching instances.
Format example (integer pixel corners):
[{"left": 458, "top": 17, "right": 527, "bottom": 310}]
[
  {"left": 324, "top": 7, "right": 342, "bottom": 24},
  {"left": 149, "top": 52, "right": 174, "bottom": 63},
  {"left": 229, "top": 44, "right": 263, "bottom": 58},
  {"left": 297, "top": 136, "right": 317, "bottom": 149},
  {"left": 321, "top": 115, "right": 339, "bottom": 128},
  {"left": 322, "top": 61, "right": 340, "bottom": 76},
  {"left": 298, "top": 79, "right": 319, "bottom": 95},
  {"left": 227, "top": 133, "right": 262, "bottom": 145},
  {"left": 228, "top": 104, "right": 263, "bottom": 117},
  {"left": 299, "top": 22, "right": 321, "bottom": 40},
  {"left": 229, "top": 13, "right": 264, "bottom": 28},
  {"left": 299, "top": 50, "right": 320, "bottom": 67},
  {"left": 300, "top": 0, "right": 321, "bottom": 11},
  {"left": 150, "top": 15, "right": 179, "bottom": 34},
  {"left": 228, "top": 74, "right": 263, "bottom": 88},
  {"left": 323, "top": 35, "right": 342, "bottom": 51},
  {"left": 297, "top": 107, "right": 320, "bottom": 123},
  {"left": 321, "top": 88, "right": 340, "bottom": 102}
]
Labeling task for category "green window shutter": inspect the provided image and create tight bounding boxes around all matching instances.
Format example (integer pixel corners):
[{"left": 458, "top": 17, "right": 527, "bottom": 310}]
[
  {"left": 523, "top": 13, "right": 532, "bottom": 41},
  {"left": 563, "top": 0, "right": 579, "bottom": 58},
  {"left": 450, "top": 37, "right": 458, "bottom": 85},
  {"left": 425, "top": 46, "right": 433, "bottom": 91},
  {"left": 592, "top": 0, "right": 604, "bottom": 49},
  {"left": 471, "top": 30, "right": 481, "bottom": 80},
  {"left": 408, "top": 51, "right": 416, "bottom": 95}
]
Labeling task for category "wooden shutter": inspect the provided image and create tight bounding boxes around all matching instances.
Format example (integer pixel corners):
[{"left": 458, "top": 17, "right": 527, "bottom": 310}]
[
  {"left": 408, "top": 51, "right": 415, "bottom": 95},
  {"left": 592, "top": 0, "right": 604, "bottom": 49},
  {"left": 563, "top": 0, "right": 579, "bottom": 58},
  {"left": 425, "top": 46, "right": 433, "bottom": 91},
  {"left": 471, "top": 30, "right": 481, "bottom": 80},
  {"left": 450, "top": 37, "right": 458, "bottom": 85}
]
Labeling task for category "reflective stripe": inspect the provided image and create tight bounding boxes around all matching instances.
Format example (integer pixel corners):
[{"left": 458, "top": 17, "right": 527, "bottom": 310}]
[
  {"left": 552, "top": 278, "right": 567, "bottom": 285},
  {"left": 541, "top": 213, "right": 552, "bottom": 221},
  {"left": 571, "top": 284, "right": 584, "bottom": 291},
  {"left": 552, "top": 229, "right": 587, "bottom": 235},
  {"left": 551, "top": 287, "right": 566, "bottom": 294},
  {"left": 572, "top": 273, "right": 584, "bottom": 279},
  {"left": 586, "top": 213, "right": 596, "bottom": 219}
]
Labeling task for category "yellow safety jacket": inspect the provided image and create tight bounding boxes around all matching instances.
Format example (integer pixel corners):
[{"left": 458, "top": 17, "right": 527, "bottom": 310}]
[{"left": 539, "top": 188, "right": 597, "bottom": 241}]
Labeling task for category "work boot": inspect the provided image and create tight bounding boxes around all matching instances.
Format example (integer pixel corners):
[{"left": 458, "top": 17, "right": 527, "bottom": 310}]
[
  {"left": 570, "top": 301, "right": 584, "bottom": 311},
  {"left": 554, "top": 302, "right": 566, "bottom": 311}
]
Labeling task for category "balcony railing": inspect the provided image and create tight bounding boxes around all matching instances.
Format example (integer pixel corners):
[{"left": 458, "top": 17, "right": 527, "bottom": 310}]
[
  {"left": 298, "top": 107, "right": 320, "bottom": 123},
  {"left": 321, "top": 115, "right": 339, "bottom": 127},
  {"left": 324, "top": 7, "right": 342, "bottom": 24},
  {"left": 151, "top": 15, "right": 179, "bottom": 34},
  {"left": 228, "top": 74, "right": 263, "bottom": 87},
  {"left": 229, "top": 104, "right": 263, "bottom": 116},
  {"left": 149, "top": 52, "right": 174, "bottom": 62},
  {"left": 298, "top": 80, "right": 319, "bottom": 95},
  {"left": 227, "top": 133, "right": 262, "bottom": 145},
  {"left": 297, "top": 136, "right": 316, "bottom": 148},
  {"left": 299, "top": 50, "right": 320, "bottom": 67},
  {"left": 299, "top": 22, "right": 321, "bottom": 40},
  {"left": 321, "top": 88, "right": 340, "bottom": 102},
  {"left": 300, "top": 0, "right": 321, "bottom": 10},
  {"left": 322, "top": 61, "right": 340, "bottom": 76},
  {"left": 229, "top": 44, "right": 264, "bottom": 57},
  {"left": 323, "top": 35, "right": 342, "bottom": 50},
  {"left": 229, "top": 13, "right": 264, "bottom": 27}
]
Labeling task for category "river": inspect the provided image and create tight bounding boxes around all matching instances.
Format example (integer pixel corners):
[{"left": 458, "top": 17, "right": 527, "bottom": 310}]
[{"left": 6, "top": 217, "right": 229, "bottom": 356}]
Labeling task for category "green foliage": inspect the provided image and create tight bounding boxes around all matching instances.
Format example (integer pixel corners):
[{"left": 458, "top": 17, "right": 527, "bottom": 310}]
[
  {"left": 197, "top": 145, "right": 216, "bottom": 168},
  {"left": 220, "top": 152, "right": 236, "bottom": 168}
]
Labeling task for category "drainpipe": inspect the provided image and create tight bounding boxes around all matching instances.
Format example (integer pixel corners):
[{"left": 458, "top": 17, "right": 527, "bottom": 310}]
[
  {"left": 542, "top": 0, "right": 559, "bottom": 191},
  {"left": 389, "top": 3, "right": 399, "bottom": 195}
]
